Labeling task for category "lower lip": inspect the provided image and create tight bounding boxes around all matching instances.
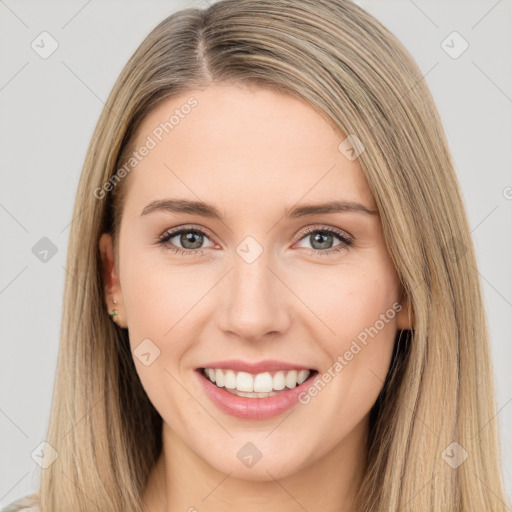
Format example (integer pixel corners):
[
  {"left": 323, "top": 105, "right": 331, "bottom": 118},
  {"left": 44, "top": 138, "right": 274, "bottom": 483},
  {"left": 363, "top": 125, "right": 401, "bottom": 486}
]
[{"left": 196, "top": 369, "right": 317, "bottom": 420}]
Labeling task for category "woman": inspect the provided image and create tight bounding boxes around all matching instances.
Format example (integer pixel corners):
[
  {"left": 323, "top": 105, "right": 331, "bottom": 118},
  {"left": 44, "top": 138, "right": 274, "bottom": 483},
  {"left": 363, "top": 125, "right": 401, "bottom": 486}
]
[{"left": 3, "top": 0, "right": 509, "bottom": 511}]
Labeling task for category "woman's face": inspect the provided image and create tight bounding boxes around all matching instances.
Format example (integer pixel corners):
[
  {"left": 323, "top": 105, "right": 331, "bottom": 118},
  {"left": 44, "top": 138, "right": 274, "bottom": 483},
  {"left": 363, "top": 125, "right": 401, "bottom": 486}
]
[{"left": 100, "top": 82, "right": 410, "bottom": 481}]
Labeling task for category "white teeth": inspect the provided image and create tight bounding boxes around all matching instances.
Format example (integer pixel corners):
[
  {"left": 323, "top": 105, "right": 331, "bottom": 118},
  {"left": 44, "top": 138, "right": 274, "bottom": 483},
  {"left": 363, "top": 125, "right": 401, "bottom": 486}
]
[
  {"left": 236, "top": 371, "right": 253, "bottom": 392},
  {"left": 203, "top": 367, "right": 311, "bottom": 394},
  {"left": 285, "top": 370, "right": 298, "bottom": 388},
  {"left": 273, "top": 371, "right": 286, "bottom": 390},
  {"left": 297, "top": 369, "right": 309, "bottom": 384},
  {"left": 215, "top": 369, "right": 224, "bottom": 387},
  {"left": 226, "top": 389, "right": 278, "bottom": 398},
  {"left": 224, "top": 370, "right": 236, "bottom": 389},
  {"left": 253, "top": 372, "right": 273, "bottom": 393}
]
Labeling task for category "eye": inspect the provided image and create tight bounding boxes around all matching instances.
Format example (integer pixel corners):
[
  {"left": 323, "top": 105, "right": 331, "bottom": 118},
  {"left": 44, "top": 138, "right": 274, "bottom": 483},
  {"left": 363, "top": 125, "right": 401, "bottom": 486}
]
[
  {"left": 294, "top": 226, "right": 353, "bottom": 256},
  {"left": 157, "top": 225, "right": 353, "bottom": 257},
  {"left": 157, "top": 226, "right": 216, "bottom": 256}
]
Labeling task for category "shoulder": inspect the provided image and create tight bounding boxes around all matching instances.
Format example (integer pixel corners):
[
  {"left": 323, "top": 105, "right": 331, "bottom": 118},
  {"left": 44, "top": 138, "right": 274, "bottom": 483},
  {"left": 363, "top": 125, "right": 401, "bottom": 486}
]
[{"left": 1, "top": 495, "right": 40, "bottom": 512}]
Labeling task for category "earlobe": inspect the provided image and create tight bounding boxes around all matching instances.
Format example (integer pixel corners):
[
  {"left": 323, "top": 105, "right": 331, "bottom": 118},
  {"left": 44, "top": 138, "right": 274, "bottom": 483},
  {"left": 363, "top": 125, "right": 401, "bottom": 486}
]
[{"left": 99, "top": 233, "right": 127, "bottom": 328}]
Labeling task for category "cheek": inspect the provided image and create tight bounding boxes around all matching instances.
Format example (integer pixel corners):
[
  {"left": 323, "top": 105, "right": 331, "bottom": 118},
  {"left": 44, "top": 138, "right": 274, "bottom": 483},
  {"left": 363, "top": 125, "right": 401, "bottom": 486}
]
[
  {"left": 299, "top": 258, "right": 399, "bottom": 350},
  {"left": 298, "top": 260, "right": 400, "bottom": 415},
  {"left": 117, "top": 251, "right": 201, "bottom": 413},
  {"left": 120, "top": 247, "right": 210, "bottom": 346},
  {"left": 119, "top": 254, "right": 209, "bottom": 427}
]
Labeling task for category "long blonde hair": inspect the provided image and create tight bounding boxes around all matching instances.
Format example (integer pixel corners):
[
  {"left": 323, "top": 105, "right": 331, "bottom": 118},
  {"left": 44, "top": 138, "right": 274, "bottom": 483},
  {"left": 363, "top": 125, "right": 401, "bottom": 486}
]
[{"left": 17, "top": 1, "right": 509, "bottom": 510}]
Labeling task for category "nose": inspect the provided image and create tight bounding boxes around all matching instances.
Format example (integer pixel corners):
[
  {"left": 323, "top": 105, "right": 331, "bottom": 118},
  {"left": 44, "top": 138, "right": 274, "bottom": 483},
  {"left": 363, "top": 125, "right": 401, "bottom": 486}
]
[{"left": 216, "top": 251, "right": 292, "bottom": 343}]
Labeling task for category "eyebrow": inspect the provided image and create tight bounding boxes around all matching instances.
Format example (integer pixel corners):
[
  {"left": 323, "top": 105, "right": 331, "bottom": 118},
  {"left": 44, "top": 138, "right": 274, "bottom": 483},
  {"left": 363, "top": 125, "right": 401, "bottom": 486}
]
[{"left": 140, "top": 198, "right": 378, "bottom": 219}]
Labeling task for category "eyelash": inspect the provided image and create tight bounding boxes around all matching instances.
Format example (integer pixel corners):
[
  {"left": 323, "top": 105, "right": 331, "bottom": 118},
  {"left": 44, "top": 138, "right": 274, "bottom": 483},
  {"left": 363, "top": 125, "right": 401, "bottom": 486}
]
[{"left": 156, "top": 225, "right": 353, "bottom": 257}]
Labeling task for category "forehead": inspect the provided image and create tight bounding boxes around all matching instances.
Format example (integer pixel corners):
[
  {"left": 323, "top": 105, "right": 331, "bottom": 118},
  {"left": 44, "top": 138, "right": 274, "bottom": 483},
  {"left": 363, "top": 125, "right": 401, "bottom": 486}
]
[{"left": 123, "top": 83, "right": 375, "bottom": 212}]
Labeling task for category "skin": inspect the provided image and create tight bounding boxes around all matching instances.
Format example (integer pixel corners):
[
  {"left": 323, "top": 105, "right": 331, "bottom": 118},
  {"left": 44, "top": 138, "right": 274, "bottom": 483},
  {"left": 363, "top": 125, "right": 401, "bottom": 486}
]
[{"left": 99, "top": 82, "right": 412, "bottom": 512}]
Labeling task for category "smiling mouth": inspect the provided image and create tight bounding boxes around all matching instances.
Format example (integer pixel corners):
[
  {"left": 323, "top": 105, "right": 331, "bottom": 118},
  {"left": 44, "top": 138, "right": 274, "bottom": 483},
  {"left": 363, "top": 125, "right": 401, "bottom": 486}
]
[{"left": 199, "top": 367, "right": 318, "bottom": 398}]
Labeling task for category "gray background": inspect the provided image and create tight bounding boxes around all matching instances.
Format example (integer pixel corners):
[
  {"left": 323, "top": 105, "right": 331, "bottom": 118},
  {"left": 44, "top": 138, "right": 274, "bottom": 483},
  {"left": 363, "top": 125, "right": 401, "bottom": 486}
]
[{"left": 1, "top": 0, "right": 511, "bottom": 507}]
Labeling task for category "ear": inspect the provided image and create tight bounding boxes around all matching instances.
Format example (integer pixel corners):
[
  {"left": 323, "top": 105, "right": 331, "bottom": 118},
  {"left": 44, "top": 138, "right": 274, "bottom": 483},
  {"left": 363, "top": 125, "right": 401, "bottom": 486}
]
[
  {"left": 99, "top": 233, "right": 127, "bottom": 328},
  {"left": 396, "top": 294, "right": 414, "bottom": 330}
]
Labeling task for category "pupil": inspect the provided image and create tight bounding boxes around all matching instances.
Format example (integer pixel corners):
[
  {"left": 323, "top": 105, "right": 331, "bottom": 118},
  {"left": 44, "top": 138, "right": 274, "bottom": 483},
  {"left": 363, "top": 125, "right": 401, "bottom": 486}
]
[
  {"left": 181, "top": 231, "right": 203, "bottom": 249},
  {"left": 312, "top": 232, "right": 332, "bottom": 250}
]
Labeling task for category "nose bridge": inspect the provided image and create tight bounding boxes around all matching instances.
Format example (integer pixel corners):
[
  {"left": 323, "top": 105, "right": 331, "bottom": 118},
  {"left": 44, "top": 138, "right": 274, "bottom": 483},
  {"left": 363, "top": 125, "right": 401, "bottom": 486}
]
[{"left": 217, "top": 242, "right": 290, "bottom": 340}]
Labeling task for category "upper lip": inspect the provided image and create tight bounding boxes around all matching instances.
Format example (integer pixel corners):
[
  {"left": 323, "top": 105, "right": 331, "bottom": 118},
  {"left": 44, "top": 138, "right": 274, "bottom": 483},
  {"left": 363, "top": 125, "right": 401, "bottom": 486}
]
[{"left": 197, "top": 359, "right": 315, "bottom": 374}]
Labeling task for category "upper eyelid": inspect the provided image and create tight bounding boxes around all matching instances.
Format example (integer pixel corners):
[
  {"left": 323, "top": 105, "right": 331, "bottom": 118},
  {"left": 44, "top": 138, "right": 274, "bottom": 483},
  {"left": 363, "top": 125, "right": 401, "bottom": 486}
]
[
  {"left": 299, "top": 225, "right": 352, "bottom": 240},
  {"left": 161, "top": 224, "right": 352, "bottom": 246},
  {"left": 161, "top": 224, "right": 215, "bottom": 239}
]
